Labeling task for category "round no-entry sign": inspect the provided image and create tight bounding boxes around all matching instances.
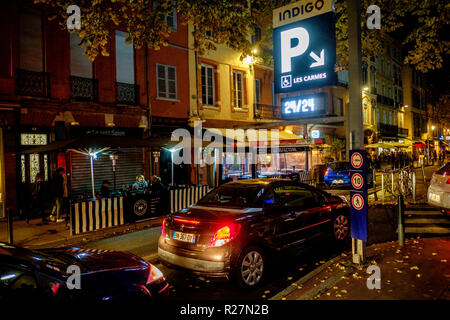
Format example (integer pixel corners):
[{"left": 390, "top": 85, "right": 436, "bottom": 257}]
[
  {"left": 351, "top": 152, "right": 363, "bottom": 169},
  {"left": 351, "top": 173, "right": 364, "bottom": 189},
  {"left": 351, "top": 194, "right": 364, "bottom": 210}
]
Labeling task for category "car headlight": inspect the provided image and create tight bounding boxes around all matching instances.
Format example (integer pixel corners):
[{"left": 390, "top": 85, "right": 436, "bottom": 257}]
[{"left": 147, "top": 265, "right": 164, "bottom": 283}]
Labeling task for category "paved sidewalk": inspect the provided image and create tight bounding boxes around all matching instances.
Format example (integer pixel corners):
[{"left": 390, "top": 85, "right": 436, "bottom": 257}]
[
  {"left": 271, "top": 237, "right": 450, "bottom": 300},
  {"left": 0, "top": 215, "right": 164, "bottom": 249}
]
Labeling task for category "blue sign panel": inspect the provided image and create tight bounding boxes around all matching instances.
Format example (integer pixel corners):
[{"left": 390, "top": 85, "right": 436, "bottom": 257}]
[
  {"left": 273, "top": 11, "right": 337, "bottom": 93},
  {"left": 349, "top": 150, "right": 368, "bottom": 242},
  {"left": 280, "top": 92, "right": 327, "bottom": 119}
]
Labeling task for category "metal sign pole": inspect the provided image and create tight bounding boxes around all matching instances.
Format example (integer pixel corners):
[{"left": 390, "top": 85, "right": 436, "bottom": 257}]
[
  {"left": 348, "top": 0, "right": 366, "bottom": 265},
  {"left": 90, "top": 155, "right": 95, "bottom": 199}
]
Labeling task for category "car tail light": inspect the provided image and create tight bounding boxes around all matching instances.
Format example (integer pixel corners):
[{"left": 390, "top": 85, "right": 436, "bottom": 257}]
[
  {"left": 348, "top": 171, "right": 351, "bottom": 176},
  {"left": 147, "top": 265, "right": 164, "bottom": 284},
  {"left": 209, "top": 223, "right": 241, "bottom": 247},
  {"left": 325, "top": 170, "right": 328, "bottom": 177},
  {"left": 50, "top": 282, "right": 60, "bottom": 296},
  {"left": 446, "top": 178, "right": 450, "bottom": 184}
]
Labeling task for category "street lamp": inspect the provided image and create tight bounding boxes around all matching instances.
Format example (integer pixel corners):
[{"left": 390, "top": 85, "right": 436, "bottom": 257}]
[{"left": 163, "top": 147, "right": 181, "bottom": 186}]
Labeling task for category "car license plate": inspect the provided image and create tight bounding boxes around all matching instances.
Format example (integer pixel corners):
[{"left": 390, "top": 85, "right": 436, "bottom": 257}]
[
  {"left": 173, "top": 232, "right": 197, "bottom": 243},
  {"left": 429, "top": 192, "right": 440, "bottom": 202},
  {"left": 333, "top": 180, "right": 344, "bottom": 184}
]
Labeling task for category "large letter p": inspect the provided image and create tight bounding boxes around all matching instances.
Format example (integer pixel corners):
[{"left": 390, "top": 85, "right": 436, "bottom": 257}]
[{"left": 280, "top": 27, "right": 309, "bottom": 73}]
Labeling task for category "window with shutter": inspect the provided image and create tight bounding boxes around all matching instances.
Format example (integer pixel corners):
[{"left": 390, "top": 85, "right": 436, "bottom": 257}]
[
  {"left": 115, "top": 31, "right": 135, "bottom": 84},
  {"left": 201, "top": 65, "right": 214, "bottom": 106},
  {"left": 232, "top": 71, "right": 244, "bottom": 109},
  {"left": 19, "top": 8, "right": 43, "bottom": 72},
  {"left": 156, "top": 64, "right": 177, "bottom": 100},
  {"left": 254, "top": 78, "right": 261, "bottom": 105}
]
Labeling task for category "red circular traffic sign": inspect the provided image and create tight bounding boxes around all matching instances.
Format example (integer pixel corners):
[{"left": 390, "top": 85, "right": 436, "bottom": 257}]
[
  {"left": 351, "top": 173, "right": 364, "bottom": 189},
  {"left": 351, "top": 194, "right": 364, "bottom": 210},
  {"left": 351, "top": 152, "right": 363, "bottom": 169}
]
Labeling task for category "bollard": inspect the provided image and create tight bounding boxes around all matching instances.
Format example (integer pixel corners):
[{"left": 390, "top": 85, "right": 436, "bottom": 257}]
[
  {"left": 373, "top": 169, "right": 378, "bottom": 201},
  {"left": 412, "top": 171, "right": 416, "bottom": 202},
  {"left": 421, "top": 162, "right": 426, "bottom": 185},
  {"left": 398, "top": 195, "right": 405, "bottom": 246},
  {"left": 381, "top": 173, "right": 385, "bottom": 202},
  {"left": 7, "top": 208, "right": 13, "bottom": 245}
]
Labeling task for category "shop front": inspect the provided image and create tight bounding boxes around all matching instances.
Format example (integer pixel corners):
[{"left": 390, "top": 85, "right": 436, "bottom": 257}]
[{"left": 221, "top": 139, "right": 331, "bottom": 183}]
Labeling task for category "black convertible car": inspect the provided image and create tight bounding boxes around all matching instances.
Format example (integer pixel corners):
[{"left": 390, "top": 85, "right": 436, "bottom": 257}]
[
  {"left": 0, "top": 242, "right": 168, "bottom": 302},
  {"left": 158, "top": 179, "right": 350, "bottom": 288}
]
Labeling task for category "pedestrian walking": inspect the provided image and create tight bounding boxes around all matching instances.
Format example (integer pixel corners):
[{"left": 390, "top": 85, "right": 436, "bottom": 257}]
[{"left": 50, "top": 167, "right": 65, "bottom": 223}]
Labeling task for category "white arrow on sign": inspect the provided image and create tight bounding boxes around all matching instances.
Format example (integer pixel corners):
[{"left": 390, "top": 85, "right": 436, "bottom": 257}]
[{"left": 309, "top": 49, "right": 325, "bottom": 68}]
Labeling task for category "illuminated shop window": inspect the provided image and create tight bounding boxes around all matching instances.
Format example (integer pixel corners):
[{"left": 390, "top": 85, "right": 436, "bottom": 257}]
[
  {"left": 21, "top": 155, "right": 26, "bottom": 183},
  {"left": 30, "top": 154, "right": 40, "bottom": 183},
  {"left": 44, "top": 154, "right": 48, "bottom": 181},
  {"left": 20, "top": 133, "right": 47, "bottom": 145}
]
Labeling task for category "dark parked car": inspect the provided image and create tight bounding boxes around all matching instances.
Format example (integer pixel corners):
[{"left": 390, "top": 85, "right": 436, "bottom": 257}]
[
  {"left": 0, "top": 243, "right": 168, "bottom": 302},
  {"left": 158, "top": 179, "right": 350, "bottom": 288}
]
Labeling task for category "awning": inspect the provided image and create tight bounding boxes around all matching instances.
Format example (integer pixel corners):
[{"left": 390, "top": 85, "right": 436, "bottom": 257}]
[
  {"left": 413, "top": 141, "right": 426, "bottom": 148},
  {"left": 20, "top": 135, "right": 171, "bottom": 154},
  {"left": 365, "top": 142, "right": 396, "bottom": 149},
  {"left": 207, "top": 128, "right": 303, "bottom": 143}
]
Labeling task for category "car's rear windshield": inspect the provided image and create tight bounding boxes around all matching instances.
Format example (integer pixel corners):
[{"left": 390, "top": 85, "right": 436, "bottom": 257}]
[
  {"left": 197, "top": 184, "right": 263, "bottom": 208},
  {"left": 328, "top": 162, "right": 349, "bottom": 171},
  {"left": 436, "top": 163, "right": 450, "bottom": 175}
]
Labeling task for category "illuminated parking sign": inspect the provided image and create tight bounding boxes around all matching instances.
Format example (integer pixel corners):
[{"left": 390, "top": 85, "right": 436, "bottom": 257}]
[
  {"left": 273, "top": 0, "right": 336, "bottom": 93},
  {"left": 280, "top": 92, "right": 327, "bottom": 119}
]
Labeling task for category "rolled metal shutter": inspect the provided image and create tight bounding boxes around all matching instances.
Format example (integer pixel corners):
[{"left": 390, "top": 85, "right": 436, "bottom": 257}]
[{"left": 70, "top": 148, "right": 144, "bottom": 196}]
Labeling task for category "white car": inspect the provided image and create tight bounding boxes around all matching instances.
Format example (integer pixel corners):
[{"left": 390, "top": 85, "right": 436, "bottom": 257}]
[{"left": 427, "top": 162, "right": 450, "bottom": 214}]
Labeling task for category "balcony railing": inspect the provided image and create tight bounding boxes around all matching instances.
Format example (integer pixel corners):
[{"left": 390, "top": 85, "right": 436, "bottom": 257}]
[
  {"left": 378, "top": 123, "right": 399, "bottom": 137},
  {"left": 254, "top": 103, "right": 282, "bottom": 120},
  {"left": 376, "top": 95, "right": 395, "bottom": 107},
  {"left": 15, "top": 68, "right": 50, "bottom": 97},
  {"left": 378, "top": 124, "right": 408, "bottom": 138},
  {"left": 116, "top": 82, "right": 139, "bottom": 105},
  {"left": 398, "top": 127, "right": 408, "bottom": 137},
  {"left": 70, "top": 76, "right": 98, "bottom": 101}
]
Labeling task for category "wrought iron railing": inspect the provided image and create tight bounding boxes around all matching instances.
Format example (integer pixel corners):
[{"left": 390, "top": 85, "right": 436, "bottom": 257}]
[
  {"left": 116, "top": 82, "right": 139, "bottom": 105},
  {"left": 15, "top": 68, "right": 50, "bottom": 97},
  {"left": 254, "top": 103, "right": 282, "bottom": 120},
  {"left": 378, "top": 123, "right": 399, "bottom": 137},
  {"left": 70, "top": 76, "right": 98, "bottom": 101},
  {"left": 377, "top": 95, "right": 395, "bottom": 107}
]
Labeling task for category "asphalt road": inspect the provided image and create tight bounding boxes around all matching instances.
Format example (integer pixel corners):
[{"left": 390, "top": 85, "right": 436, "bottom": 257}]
[{"left": 84, "top": 226, "right": 350, "bottom": 300}]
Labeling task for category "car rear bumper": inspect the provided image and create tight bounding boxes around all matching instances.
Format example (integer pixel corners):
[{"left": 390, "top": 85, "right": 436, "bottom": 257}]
[
  {"left": 324, "top": 177, "right": 350, "bottom": 185},
  {"left": 158, "top": 236, "right": 232, "bottom": 277},
  {"left": 427, "top": 185, "right": 450, "bottom": 209}
]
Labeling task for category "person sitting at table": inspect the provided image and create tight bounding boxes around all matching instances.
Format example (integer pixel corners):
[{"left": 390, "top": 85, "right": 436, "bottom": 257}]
[
  {"left": 132, "top": 174, "right": 148, "bottom": 192},
  {"left": 100, "top": 180, "right": 111, "bottom": 198}
]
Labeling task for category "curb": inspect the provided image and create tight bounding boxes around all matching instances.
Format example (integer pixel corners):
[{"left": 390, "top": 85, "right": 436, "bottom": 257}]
[{"left": 270, "top": 254, "right": 345, "bottom": 300}]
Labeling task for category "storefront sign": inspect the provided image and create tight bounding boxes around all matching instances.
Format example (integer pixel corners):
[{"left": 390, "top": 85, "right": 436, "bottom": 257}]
[
  {"left": 273, "top": 0, "right": 336, "bottom": 93},
  {"left": 310, "top": 129, "right": 320, "bottom": 138},
  {"left": 281, "top": 93, "right": 327, "bottom": 119}
]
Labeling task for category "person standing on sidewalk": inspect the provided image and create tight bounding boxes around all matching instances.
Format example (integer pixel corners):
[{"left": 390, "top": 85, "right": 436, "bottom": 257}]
[
  {"left": 50, "top": 167, "right": 65, "bottom": 222},
  {"left": 33, "top": 173, "right": 47, "bottom": 224}
]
